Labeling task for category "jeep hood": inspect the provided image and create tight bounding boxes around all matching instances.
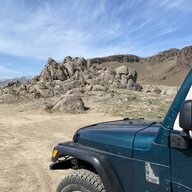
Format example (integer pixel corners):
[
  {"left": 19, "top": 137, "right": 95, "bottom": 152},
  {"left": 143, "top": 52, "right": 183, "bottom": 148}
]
[{"left": 73, "top": 119, "right": 161, "bottom": 157}]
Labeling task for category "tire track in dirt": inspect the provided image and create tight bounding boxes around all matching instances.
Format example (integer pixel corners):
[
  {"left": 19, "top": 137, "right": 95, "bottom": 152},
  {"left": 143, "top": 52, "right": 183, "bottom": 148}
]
[{"left": 0, "top": 122, "right": 52, "bottom": 192}]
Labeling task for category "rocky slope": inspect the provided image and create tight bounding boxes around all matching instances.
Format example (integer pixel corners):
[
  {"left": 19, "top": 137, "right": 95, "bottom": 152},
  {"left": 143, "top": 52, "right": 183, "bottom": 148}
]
[
  {"left": 176, "top": 46, "right": 192, "bottom": 68},
  {"left": 89, "top": 46, "right": 192, "bottom": 86}
]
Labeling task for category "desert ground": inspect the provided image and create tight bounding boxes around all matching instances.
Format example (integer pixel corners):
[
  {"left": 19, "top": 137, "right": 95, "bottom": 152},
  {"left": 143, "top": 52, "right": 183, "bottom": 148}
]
[
  {"left": 0, "top": 102, "right": 122, "bottom": 192},
  {"left": 0, "top": 85, "right": 176, "bottom": 192}
]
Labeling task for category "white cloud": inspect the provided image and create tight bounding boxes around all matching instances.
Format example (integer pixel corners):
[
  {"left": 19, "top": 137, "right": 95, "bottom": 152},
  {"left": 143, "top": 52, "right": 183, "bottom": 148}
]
[
  {"left": 0, "top": 0, "right": 117, "bottom": 59},
  {"left": 0, "top": 0, "right": 191, "bottom": 62}
]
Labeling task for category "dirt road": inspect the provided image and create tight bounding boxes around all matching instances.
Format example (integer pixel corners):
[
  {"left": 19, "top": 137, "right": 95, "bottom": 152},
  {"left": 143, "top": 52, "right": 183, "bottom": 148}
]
[{"left": 0, "top": 103, "right": 119, "bottom": 192}]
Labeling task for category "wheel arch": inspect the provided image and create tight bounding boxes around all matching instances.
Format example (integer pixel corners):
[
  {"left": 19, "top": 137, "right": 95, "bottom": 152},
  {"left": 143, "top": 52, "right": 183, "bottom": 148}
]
[{"left": 50, "top": 142, "right": 122, "bottom": 192}]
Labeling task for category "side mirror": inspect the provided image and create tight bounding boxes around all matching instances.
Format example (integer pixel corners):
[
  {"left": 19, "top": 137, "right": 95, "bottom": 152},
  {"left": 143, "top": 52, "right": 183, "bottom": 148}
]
[{"left": 179, "top": 100, "right": 192, "bottom": 131}]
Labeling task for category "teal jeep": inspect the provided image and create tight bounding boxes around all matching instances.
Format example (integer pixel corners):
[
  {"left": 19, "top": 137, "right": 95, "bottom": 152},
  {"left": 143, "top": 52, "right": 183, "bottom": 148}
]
[{"left": 50, "top": 69, "right": 192, "bottom": 192}]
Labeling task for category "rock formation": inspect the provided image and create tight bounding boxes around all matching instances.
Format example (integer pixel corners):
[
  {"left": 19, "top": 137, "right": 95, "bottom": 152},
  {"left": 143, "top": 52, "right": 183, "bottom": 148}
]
[
  {"left": 143, "top": 49, "right": 179, "bottom": 64},
  {"left": 0, "top": 55, "right": 144, "bottom": 104},
  {"left": 51, "top": 95, "right": 86, "bottom": 113},
  {"left": 39, "top": 57, "right": 68, "bottom": 81},
  {"left": 176, "top": 46, "right": 192, "bottom": 69},
  {"left": 0, "top": 55, "right": 147, "bottom": 110},
  {"left": 88, "top": 54, "right": 140, "bottom": 65},
  {"left": 143, "top": 85, "right": 161, "bottom": 94},
  {"left": 37, "top": 56, "right": 142, "bottom": 94}
]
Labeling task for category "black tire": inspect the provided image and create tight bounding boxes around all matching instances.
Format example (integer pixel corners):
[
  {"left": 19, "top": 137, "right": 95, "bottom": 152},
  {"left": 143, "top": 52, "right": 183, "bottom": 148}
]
[{"left": 56, "top": 169, "right": 106, "bottom": 192}]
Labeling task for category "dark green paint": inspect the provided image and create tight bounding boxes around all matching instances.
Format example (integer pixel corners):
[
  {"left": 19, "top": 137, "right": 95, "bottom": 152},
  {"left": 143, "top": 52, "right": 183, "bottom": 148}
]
[{"left": 76, "top": 121, "right": 154, "bottom": 157}]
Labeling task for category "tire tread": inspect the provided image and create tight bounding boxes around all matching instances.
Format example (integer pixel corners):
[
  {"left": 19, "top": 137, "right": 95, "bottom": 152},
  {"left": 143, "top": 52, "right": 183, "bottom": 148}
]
[{"left": 56, "top": 169, "right": 106, "bottom": 192}]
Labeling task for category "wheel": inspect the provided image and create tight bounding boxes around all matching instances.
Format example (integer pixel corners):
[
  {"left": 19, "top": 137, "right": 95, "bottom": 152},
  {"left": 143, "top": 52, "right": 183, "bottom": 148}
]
[{"left": 56, "top": 169, "right": 106, "bottom": 192}]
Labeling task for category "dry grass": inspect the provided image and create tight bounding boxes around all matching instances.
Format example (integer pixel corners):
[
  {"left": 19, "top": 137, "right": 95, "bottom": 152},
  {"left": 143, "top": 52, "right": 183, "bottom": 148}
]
[{"left": 95, "top": 88, "right": 174, "bottom": 119}]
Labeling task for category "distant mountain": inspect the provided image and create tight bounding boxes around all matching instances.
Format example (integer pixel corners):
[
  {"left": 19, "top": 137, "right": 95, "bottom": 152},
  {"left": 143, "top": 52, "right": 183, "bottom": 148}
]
[
  {"left": 89, "top": 46, "right": 192, "bottom": 86},
  {"left": 0, "top": 77, "right": 31, "bottom": 87}
]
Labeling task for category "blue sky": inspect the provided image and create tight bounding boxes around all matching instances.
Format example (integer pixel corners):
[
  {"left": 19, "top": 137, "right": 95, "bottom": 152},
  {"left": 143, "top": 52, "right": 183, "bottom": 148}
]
[{"left": 0, "top": 0, "right": 192, "bottom": 78}]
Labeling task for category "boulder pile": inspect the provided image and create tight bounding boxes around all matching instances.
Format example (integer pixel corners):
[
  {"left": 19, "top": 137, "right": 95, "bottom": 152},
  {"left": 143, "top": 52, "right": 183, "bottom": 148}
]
[{"left": 0, "top": 56, "right": 148, "bottom": 111}]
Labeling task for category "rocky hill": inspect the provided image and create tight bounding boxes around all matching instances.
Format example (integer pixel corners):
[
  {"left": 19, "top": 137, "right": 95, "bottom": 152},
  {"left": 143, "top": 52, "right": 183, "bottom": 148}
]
[
  {"left": 0, "top": 45, "right": 191, "bottom": 113},
  {"left": 88, "top": 46, "right": 192, "bottom": 86}
]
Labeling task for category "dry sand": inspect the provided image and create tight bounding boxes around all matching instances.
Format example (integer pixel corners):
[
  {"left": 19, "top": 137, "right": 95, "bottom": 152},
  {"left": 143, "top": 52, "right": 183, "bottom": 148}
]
[{"left": 0, "top": 103, "right": 119, "bottom": 192}]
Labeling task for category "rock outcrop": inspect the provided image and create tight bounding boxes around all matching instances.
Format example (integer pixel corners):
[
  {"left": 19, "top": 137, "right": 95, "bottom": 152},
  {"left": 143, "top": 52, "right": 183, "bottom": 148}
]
[
  {"left": 51, "top": 95, "right": 86, "bottom": 113},
  {"left": 113, "top": 66, "right": 142, "bottom": 91},
  {"left": 0, "top": 80, "right": 25, "bottom": 103},
  {"left": 176, "top": 46, "right": 192, "bottom": 69},
  {"left": 0, "top": 55, "right": 142, "bottom": 106},
  {"left": 143, "top": 49, "right": 179, "bottom": 64},
  {"left": 88, "top": 54, "right": 140, "bottom": 65},
  {"left": 39, "top": 57, "right": 68, "bottom": 81},
  {"left": 0, "top": 56, "right": 143, "bottom": 110},
  {"left": 38, "top": 57, "right": 142, "bottom": 93},
  {"left": 143, "top": 85, "right": 161, "bottom": 94}
]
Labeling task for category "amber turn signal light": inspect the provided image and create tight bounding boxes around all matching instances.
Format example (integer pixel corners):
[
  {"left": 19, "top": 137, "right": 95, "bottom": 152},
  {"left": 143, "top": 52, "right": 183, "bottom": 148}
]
[{"left": 52, "top": 149, "right": 58, "bottom": 158}]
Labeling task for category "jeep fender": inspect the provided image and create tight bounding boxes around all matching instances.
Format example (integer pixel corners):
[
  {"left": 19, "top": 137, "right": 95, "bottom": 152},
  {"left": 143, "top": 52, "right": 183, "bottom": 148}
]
[{"left": 50, "top": 142, "right": 122, "bottom": 192}]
